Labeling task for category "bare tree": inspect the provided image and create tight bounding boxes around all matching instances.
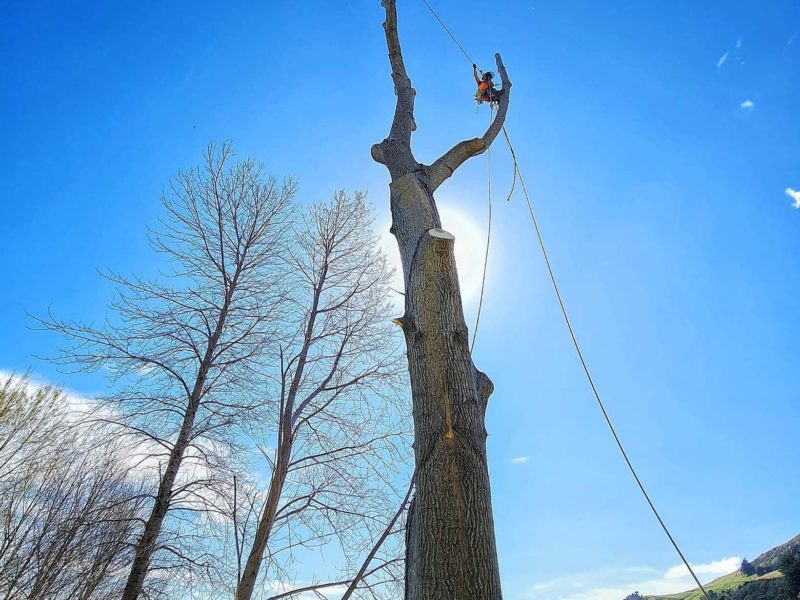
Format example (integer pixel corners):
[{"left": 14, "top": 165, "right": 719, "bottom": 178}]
[
  {"left": 0, "top": 376, "right": 148, "bottom": 600},
  {"left": 371, "top": 1, "right": 512, "bottom": 598},
  {"left": 40, "top": 143, "right": 296, "bottom": 599},
  {"left": 233, "top": 191, "right": 408, "bottom": 600},
  {"left": 338, "top": 475, "right": 415, "bottom": 600}
]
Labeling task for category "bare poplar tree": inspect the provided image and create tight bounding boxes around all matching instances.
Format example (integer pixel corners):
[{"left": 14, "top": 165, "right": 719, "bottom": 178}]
[
  {"left": 234, "top": 191, "right": 408, "bottom": 600},
  {"left": 371, "top": 2, "right": 512, "bottom": 598},
  {"left": 0, "top": 376, "right": 148, "bottom": 600},
  {"left": 41, "top": 143, "right": 296, "bottom": 599},
  {"left": 338, "top": 475, "right": 415, "bottom": 600}
]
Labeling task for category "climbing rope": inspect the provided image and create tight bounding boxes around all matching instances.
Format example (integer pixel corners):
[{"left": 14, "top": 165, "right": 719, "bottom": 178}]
[
  {"left": 471, "top": 106, "right": 494, "bottom": 352},
  {"left": 420, "top": 0, "right": 477, "bottom": 66},
  {"left": 418, "top": 2, "right": 713, "bottom": 599},
  {"left": 502, "top": 127, "right": 518, "bottom": 203},
  {"left": 501, "top": 129, "right": 712, "bottom": 600}
]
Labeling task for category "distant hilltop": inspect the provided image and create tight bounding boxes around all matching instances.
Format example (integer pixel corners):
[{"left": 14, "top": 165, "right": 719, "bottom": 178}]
[
  {"left": 622, "top": 533, "right": 800, "bottom": 600},
  {"left": 750, "top": 533, "right": 800, "bottom": 573}
]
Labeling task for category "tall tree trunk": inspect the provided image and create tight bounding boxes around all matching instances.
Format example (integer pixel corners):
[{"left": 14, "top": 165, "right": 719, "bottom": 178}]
[
  {"left": 122, "top": 292, "right": 235, "bottom": 600},
  {"left": 121, "top": 411, "right": 196, "bottom": 600},
  {"left": 372, "top": 2, "right": 511, "bottom": 599},
  {"left": 235, "top": 268, "right": 326, "bottom": 600},
  {"left": 235, "top": 441, "right": 290, "bottom": 600}
]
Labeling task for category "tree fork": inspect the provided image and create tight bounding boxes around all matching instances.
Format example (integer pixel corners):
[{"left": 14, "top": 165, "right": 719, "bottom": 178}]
[{"left": 373, "top": 1, "right": 510, "bottom": 598}]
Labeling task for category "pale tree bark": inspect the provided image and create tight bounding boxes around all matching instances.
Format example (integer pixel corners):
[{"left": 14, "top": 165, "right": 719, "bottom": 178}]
[{"left": 372, "top": 1, "right": 511, "bottom": 599}]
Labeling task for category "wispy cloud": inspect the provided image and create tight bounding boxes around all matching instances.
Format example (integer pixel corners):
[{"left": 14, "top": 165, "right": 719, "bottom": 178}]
[
  {"left": 511, "top": 456, "right": 530, "bottom": 464},
  {"left": 740, "top": 99, "right": 754, "bottom": 110},
  {"left": 0, "top": 369, "right": 227, "bottom": 515},
  {"left": 788, "top": 34, "right": 798, "bottom": 46},
  {"left": 717, "top": 37, "right": 744, "bottom": 68},
  {"left": 523, "top": 557, "right": 741, "bottom": 600},
  {"left": 664, "top": 556, "right": 742, "bottom": 580},
  {"left": 785, "top": 188, "right": 800, "bottom": 209}
]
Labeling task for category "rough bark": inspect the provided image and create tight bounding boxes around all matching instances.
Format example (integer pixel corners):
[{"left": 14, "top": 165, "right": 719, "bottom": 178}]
[{"left": 372, "top": 2, "right": 510, "bottom": 599}]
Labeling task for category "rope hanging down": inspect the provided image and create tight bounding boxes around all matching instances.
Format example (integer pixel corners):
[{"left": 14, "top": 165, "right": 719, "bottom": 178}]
[
  {"left": 501, "top": 128, "right": 711, "bottom": 600},
  {"left": 418, "top": 2, "right": 712, "bottom": 599},
  {"left": 471, "top": 106, "right": 494, "bottom": 352}
]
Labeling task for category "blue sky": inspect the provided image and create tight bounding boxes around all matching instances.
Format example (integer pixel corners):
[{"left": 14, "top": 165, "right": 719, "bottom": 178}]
[{"left": 1, "top": 1, "right": 798, "bottom": 599}]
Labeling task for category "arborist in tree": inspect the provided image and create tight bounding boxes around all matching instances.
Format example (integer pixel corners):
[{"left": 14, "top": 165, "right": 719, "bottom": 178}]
[{"left": 473, "top": 64, "right": 504, "bottom": 104}]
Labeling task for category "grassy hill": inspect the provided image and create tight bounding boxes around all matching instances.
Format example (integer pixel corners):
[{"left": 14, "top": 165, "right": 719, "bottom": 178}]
[
  {"left": 645, "top": 570, "right": 783, "bottom": 600},
  {"left": 637, "top": 533, "right": 799, "bottom": 600}
]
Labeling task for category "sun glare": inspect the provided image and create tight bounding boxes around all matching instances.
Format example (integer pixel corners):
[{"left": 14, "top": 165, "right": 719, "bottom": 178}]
[{"left": 380, "top": 202, "right": 488, "bottom": 305}]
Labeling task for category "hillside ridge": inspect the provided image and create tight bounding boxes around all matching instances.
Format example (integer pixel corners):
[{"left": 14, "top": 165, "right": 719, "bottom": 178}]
[{"left": 635, "top": 533, "right": 799, "bottom": 600}]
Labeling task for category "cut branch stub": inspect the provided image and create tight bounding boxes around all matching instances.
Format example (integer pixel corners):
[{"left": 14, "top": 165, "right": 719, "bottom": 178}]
[
  {"left": 402, "top": 228, "right": 474, "bottom": 461},
  {"left": 400, "top": 229, "right": 500, "bottom": 600},
  {"left": 389, "top": 173, "right": 442, "bottom": 287}
]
